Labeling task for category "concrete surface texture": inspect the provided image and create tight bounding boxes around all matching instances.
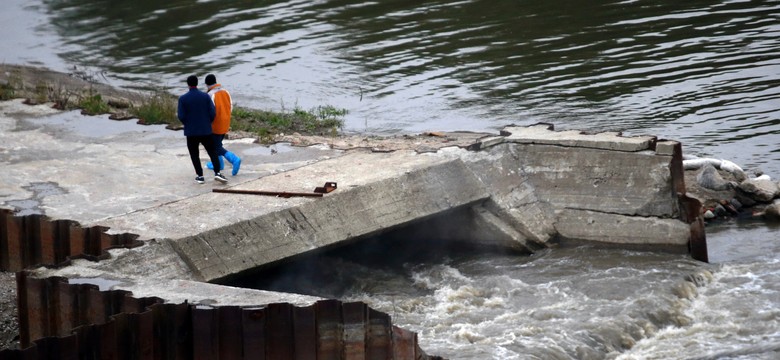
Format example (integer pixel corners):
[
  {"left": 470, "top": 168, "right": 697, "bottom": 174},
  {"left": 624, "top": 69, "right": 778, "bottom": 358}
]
[
  {"left": 2, "top": 99, "right": 695, "bottom": 300},
  {"left": 461, "top": 125, "right": 689, "bottom": 250}
]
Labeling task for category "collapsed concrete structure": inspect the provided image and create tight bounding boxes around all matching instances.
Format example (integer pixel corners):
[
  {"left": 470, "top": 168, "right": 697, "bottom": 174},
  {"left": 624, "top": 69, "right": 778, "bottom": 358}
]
[
  {"left": 0, "top": 97, "right": 706, "bottom": 357},
  {"left": 70, "top": 124, "right": 702, "bottom": 282}
]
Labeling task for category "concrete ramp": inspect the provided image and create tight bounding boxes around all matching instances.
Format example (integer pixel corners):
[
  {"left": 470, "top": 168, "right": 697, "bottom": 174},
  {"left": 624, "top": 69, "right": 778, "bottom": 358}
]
[{"left": 93, "top": 150, "right": 491, "bottom": 282}]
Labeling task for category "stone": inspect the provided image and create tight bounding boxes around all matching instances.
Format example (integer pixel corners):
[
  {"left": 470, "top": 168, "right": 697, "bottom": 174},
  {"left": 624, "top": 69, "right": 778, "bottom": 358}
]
[
  {"left": 696, "top": 163, "right": 733, "bottom": 191},
  {"left": 738, "top": 178, "right": 779, "bottom": 203},
  {"left": 729, "top": 198, "right": 742, "bottom": 210},
  {"left": 764, "top": 201, "right": 780, "bottom": 222}
]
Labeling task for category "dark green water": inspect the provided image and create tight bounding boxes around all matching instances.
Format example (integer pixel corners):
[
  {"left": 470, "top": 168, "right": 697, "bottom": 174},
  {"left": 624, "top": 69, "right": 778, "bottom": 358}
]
[{"left": 3, "top": 1, "right": 779, "bottom": 358}]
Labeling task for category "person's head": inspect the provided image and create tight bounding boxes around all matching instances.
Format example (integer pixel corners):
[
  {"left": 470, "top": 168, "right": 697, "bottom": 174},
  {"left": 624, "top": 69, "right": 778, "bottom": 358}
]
[
  {"left": 186, "top": 75, "right": 198, "bottom": 87},
  {"left": 205, "top": 74, "right": 217, "bottom": 86}
]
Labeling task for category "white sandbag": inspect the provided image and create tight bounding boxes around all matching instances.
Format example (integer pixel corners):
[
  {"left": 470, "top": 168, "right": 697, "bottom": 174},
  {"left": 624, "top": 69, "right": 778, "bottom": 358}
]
[
  {"left": 683, "top": 158, "right": 722, "bottom": 170},
  {"left": 719, "top": 159, "right": 744, "bottom": 173}
]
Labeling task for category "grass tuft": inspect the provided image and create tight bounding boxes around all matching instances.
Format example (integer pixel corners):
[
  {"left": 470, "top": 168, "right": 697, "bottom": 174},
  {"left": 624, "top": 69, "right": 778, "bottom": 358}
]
[
  {"left": 130, "top": 90, "right": 178, "bottom": 125},
  {"left": 232, "top": 104, "right": 346, "bottom": 142},
  {"left": 78, "top": 91, "right": 110, "bottom": 115}
]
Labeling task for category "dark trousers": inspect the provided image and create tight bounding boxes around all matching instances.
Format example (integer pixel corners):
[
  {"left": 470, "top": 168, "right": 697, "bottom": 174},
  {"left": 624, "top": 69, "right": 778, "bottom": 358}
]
[
  {"left": 186, "top": 135, "right": 222, "bottom": 176},
  {"left": 212, "top": 134, "right": 227, "bottom": 156}
]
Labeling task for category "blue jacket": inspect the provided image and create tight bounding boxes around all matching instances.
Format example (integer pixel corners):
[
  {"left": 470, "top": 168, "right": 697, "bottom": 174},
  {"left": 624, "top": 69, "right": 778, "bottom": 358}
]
[{"left": 177, "top": 87, "right": 216, "bottom": 136}]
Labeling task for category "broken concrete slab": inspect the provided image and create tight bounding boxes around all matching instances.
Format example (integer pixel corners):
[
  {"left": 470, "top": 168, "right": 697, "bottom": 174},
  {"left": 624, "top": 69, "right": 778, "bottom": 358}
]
[
  {"left": 2, "top": 97, "right": 706, "bottom": 323},
  {"left": 555, "top": 209, "right": 691, "bottom": 249},
  {"left": 498, "top": 124, "right": 657, "bottom": 152}
]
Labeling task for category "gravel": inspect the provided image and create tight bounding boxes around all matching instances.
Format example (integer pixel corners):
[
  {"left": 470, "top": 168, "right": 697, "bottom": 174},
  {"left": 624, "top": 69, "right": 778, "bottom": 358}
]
[{"left": 0, "top": 271, "right": 18, "bottom": 350}]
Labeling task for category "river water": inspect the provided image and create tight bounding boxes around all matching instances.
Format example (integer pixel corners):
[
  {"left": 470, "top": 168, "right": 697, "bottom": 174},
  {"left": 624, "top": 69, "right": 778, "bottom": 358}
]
[{"left": 2, "top": 1, "right": 779, "bottom": 359}]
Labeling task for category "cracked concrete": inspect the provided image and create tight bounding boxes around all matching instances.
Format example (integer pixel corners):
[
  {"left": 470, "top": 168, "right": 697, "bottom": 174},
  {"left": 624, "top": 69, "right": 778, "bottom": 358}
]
[{"left": 2, "top": 99, "right": 700, "bottom": 342}]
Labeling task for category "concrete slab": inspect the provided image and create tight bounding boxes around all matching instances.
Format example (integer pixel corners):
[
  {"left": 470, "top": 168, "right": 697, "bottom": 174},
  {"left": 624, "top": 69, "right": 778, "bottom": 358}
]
[
  {"left": 556, "top": 208, "right": 691, "bottom": 249},
  {"left": 2, "top": 97, "right": 702, "bottom": 291},
  {"left": 34, "top": 262, "right": 321, "bottom": 307},
  {"left": 500, "top": 124, "right": 656, "bottom": 152},
  {"left": 0, "top": 99, "right": 344, "bottom": 226}
]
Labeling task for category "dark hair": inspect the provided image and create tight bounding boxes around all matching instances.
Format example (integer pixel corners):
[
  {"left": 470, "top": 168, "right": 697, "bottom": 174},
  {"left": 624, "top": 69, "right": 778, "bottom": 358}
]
[
  {"left": 186, "top": 75, "right": 198, "bottom": 87},
  {"left": 205, "top": 74, "right": 217, "bottom": 86}
]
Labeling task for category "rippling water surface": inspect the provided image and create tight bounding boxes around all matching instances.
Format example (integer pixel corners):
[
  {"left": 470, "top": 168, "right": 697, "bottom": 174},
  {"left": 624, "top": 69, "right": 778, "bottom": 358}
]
[
  {"left": 3, "top": 0, "right": 780, "bottom": 359},
  {"left": 4, "top": 0, "right": 779, "bottom": 172}
]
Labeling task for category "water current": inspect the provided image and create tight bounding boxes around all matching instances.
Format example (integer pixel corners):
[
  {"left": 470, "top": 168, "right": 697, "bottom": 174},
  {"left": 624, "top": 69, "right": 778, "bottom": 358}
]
[{"left": 2, "top": 0, "right": 779, "bottom": 359}]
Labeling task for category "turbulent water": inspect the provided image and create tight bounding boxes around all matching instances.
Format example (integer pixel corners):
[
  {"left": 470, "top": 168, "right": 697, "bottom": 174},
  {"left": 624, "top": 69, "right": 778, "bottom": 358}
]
[{"left": 2, "top": 0, "right": 779, "bottom": 358}]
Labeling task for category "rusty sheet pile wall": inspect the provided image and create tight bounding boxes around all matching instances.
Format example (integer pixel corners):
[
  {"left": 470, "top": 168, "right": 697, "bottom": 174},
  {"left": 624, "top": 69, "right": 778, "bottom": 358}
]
[
  {"left": 0, "top": 209, "right": 143, "bottom": 272},
  {"left": 2, "top": 273, "right": 437, "bottom": 360}
]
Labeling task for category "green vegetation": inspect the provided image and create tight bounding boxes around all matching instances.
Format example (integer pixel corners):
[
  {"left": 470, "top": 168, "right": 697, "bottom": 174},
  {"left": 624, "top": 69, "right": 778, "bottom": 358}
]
[
  {"left": 0, "top": 72, "right": 346, "bottom": 140},
  {"left": 78, "top": 91, "right": 110, "bottom": 115},
  {"left": 125, "top": 90, "right": 346, "bottom": 140},
  {"left": 34, "top": 82, "right": 49, "bottom": 104},
  {"left": 0, "top": 83, "right": 13, "bottom": 101},
  {"left": 232, "top": 104, "right": 346, "bottom": 141},
  {"left": 130, "top": 90, "right": 178, "bottom": 125},
  {"left": 0, "top": 69, "right": 22, "bottom": 100}
]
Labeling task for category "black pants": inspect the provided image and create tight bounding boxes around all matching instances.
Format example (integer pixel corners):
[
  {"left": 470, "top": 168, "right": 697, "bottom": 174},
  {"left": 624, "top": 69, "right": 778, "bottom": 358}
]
[
  {"left": 212, "top": 133, "right": 227, "bottom": 156},
  {"left": 186, "top": 135, "right": 222, "bottom": 176}
]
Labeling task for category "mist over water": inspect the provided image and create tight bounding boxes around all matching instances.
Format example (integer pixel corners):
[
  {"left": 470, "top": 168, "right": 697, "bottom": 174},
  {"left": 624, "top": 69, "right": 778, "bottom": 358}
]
[{"left": 3, "top": 0, "right": 780, "bottom": 358}]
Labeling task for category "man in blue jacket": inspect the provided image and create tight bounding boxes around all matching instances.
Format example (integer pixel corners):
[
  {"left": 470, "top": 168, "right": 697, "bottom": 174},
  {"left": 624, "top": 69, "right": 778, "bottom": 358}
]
[{"left": 178, "top": 75, "right": 228, "bottom": 184}]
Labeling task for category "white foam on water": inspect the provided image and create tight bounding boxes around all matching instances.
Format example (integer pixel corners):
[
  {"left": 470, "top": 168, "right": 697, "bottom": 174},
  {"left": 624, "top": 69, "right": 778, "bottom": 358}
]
[{"left": 617, "top": 260, "right": 780, "bottom": 359}]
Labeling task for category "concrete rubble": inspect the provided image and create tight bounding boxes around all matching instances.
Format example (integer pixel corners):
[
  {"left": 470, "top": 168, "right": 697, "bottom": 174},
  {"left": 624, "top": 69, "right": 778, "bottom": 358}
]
[
  {"left": 1, "top": 98, "right": 705, "bottom": 356},
  {"left": 0, "top": 95, "right": 706, "bottom": 293}
]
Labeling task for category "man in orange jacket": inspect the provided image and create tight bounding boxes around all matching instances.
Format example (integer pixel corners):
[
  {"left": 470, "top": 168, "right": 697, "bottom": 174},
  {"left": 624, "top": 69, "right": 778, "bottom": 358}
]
[{"left": 205, "top": 74, "right": 241, "bottom": 175}]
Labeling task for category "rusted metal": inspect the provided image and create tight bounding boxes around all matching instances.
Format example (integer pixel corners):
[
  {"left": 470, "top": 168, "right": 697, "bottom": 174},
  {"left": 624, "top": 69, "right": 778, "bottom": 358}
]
[
  {"left": 681, "top": 193, "right": 708, "bottom": 263},
  {"left": 316, "top": 299, "right": 343, "bottom": 360},
  {"left": 314, "top": 182, "right": 338, "bottom": 194},
  {"left": 266, "top": 302, "right": 295, "bottom": 359},
  {"left": 669, "top": 142, "right": 709, "bottom": 263},
  {"left": 367, "top": 308, "right": 393, "bottom": 359},
  {"left": 293, "top": 305, "right": 317, "bottom": 360},
  {"left": 213, "top": 182, "right": 338, "bottom": 198},
  {"left": 218, "top": 306, "right": 243, "bottom": 360},
  {"left": 5, "top": 272, "right": 440, "bottom": 359},
  {"left": 0, "top": 209, "right": 144, "bottom": 272},
  {"left": 343, "top": 302, "right": 369, "bottom": 360},
  {"left": 192, "top": 306, "right": 218, "bottom": 360},
  {"left": 392, "top": 327, "right": 417, "bottom": 360},
  {"left": 213, "top": 188, "right": 325, "bottom": 198}
]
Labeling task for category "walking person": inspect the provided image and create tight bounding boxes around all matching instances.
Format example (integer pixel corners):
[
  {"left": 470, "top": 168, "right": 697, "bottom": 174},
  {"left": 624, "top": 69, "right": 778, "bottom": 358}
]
[
  {"left": 178, "top": 75, "right": 228, "bottom": 184},
  {"left": 204, "top": 74, "right": 241, "bottom": 176}
]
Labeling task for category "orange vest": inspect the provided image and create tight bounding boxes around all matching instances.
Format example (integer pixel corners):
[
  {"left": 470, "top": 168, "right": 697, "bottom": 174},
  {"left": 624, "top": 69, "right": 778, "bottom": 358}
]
[{"left": 208, "top": 84, "right": 233, "bottom": 135}]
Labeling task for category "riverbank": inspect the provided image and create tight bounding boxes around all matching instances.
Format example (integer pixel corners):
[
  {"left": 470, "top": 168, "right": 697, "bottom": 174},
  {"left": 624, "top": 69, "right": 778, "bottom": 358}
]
[{"left": 0, "top": 63, "right": 346, "bottom": 140}]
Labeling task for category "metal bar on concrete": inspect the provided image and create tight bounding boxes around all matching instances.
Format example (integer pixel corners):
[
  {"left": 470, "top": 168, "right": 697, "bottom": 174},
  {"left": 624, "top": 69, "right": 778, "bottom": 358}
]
[
  {"left": 213, "top": 188, "right": 324, "bottom": 198},
  {"left": 213, "top": 181, "right": 338, "bottom": 198}
]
